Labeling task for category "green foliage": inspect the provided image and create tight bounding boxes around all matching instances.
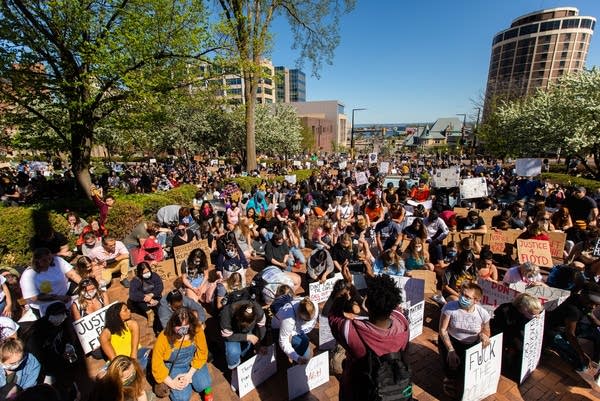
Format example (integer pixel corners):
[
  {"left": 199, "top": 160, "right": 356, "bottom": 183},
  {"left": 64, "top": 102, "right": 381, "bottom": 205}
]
[
  {"left": 541, "top": 173, "right": 600, "bottom": 191},
  {"left": 105, "top": 200, "right": 144, "bottom": 241}
]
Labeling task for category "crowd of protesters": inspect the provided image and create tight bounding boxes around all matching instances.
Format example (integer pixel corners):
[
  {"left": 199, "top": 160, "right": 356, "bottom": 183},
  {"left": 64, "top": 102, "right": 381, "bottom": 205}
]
[{"left": 1, "top": 152, "right": 600, "bottom": 400}]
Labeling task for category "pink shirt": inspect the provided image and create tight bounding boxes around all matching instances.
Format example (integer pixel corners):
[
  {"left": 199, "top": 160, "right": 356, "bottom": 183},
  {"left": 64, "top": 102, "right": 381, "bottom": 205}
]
[{"left": 89, "top": 240, "right": 129, "bottom": 262}]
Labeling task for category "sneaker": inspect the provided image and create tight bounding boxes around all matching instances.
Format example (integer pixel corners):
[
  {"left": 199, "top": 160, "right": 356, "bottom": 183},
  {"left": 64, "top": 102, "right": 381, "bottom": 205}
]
[
  {"left": 432, "top": 294, "right": 447, "bottom": 305},
  {"left": 120, "top": 278, "right": 130, "bottom": 288}
]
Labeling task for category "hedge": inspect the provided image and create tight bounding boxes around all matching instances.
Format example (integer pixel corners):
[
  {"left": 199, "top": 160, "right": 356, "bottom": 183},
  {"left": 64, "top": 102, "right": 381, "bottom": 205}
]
[{"left": 541, "top": 173, "right": 600, "bottom": 191}]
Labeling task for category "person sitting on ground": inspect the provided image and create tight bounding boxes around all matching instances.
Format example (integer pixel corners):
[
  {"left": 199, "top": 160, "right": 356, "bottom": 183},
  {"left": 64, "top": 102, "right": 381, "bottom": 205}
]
[
  {"left": 66, "top": 211, "right": 87, "bottom": 239},
  {"left": 264, "top": 232, "right": 292, "bottom": 272},
  {"left": 307, "top": 248, "right": 335, "bottom": 283},
  {"left": 20, "top": 248, "right": 81, "bottom": 318},
  {"left": 89, "top": 236, "right": 131, "bottom": 288},
  {"left": 0, "top": 337, "right": 41, "bottom": 399},
  {"left": 91, "top": 355, "right": 147, "bottom": 401},
  {"left": 151, "top": 307, "right": 213, "bottom": 401},
  {"left": 402, "top": 237, "right": 434, "bottom": 272},
  {"left": 157, "top": 289, "right": 206, "bottom": 333},
  {"left": 327, "top": 265, "right": 410, "bottom": 401},
  {"left": 475, "top": 249, "right": 499, "bottom": 282},
  {"left": 181, "top": 249, "right": 212, "bottom": 304},
  {"left": 457, "top": 210, "right": 488, "bottom": 235},
  {"left": 214, "top": 272, "right": 246, "bottom": 312},
  {"left": 502, "top": 262, "right": 546, "bottom": 287},
  {"left": 491, "top": 293, "right": 544, "bottom": 380},
  {"left": 272, "top": 297, "right": 319, "bottom": 364},
  {"left": 438, "top": 282, "right": 491, "bottom": 399},
  {"left": 71, "top": 277, "right": 110, "bottom": 321},
  {"left": 219, "top": 299, "right": 266, "bottom": 370},
  {"left": 441, "top": 251, "right": 477, "bottom": 302},
  {"left": 128, "top": 262, "right": 163, "bottom": 329},
  {"left": 373, "top": 248, "right": 406, "bottom": 276},
  {"left": 79, "top": 231, "right": 101, "bottom": 258}
]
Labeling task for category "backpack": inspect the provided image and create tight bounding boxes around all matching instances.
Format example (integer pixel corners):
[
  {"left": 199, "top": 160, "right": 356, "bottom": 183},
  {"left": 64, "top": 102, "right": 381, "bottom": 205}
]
[
  {"left": 221, "top": 287, "right": 254, "bottom": 306},
  {"left": 351, "top": 322, "right": 413, "bottom": 401}
]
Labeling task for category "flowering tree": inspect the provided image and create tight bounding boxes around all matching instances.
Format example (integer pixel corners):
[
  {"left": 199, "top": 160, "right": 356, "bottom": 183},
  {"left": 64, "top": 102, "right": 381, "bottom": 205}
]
[{"left": 255, "top": 103, "right": 302, "bottom": 160}]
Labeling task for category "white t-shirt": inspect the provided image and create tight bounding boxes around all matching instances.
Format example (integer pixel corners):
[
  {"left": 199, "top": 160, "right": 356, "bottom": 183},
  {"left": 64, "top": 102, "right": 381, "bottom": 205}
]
[
  {"left": 441, "top": 301, "right": 490, "bottom": 344},
  {"left": 20, "top": 256, "right": 72, "bottom": 314},
  {"left": 503, "top": 265, "right": 543, "bottom": 284},
  {"left": 273, "top": 298, "right": 319, "bottom": 361},
  {"left": 0, "top": 275, "right": 6, "bottom": 303}
]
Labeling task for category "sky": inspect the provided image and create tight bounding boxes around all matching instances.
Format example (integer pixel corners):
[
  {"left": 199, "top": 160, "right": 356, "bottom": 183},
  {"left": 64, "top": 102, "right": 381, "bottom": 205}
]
[{"left": 268, "top": 0, "right": 600, "bottom": 124}]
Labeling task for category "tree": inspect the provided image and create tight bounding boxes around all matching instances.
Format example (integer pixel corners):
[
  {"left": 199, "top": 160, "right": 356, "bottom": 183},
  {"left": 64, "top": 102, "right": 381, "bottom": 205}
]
[
  {"left": 215, "top": 0, "right": 355, "bottom": 171},
  {"left": 479, "top": 68, "right": 600, "bottom": 178},
  {"left": 0, "top": 1, "right": 214, "bottom": 197},
  {"left": 255, "top": 103, "right": 302, "bottom": 161}
]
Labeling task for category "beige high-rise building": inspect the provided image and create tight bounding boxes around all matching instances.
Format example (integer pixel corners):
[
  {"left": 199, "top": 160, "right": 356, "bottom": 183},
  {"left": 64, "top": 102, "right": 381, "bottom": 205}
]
[{"left": 484, "top": 7, "right": 595, "bottom": 118}]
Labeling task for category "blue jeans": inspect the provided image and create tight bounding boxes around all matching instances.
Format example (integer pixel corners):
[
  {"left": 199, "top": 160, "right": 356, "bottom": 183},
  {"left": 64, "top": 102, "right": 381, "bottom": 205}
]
[
  {"left": 225, "top": 341, "right": 254, "bottom": 369},
  {"left": 136, "top": 347, "right": 150, "bottom": 371},
  {"left": 290, "top": 247, "right": 306, "bottom": 266},
  {"left": 166, "top": 343, "right": 211, "bottom": 401},
  {"left": 291, "top": 333, "right": 310, "bottom": 359}
]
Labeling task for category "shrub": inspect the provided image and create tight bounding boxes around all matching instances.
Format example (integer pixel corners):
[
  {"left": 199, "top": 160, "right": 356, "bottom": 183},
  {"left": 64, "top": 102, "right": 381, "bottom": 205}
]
[
  {"left": 105, "top": 200, "right": 143, "bottom": 240},
  {"left": 541, "top": 173, "right": 600, "bottom": 190}
]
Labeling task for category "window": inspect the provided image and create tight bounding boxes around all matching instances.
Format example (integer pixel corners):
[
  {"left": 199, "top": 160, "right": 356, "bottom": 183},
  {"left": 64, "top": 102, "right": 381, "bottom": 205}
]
[
  {"left": 540, "top": 35, "right": 551, "bottom": 43},
  {"left": 579, "top": 42, "right": 585, "bottom": 50},
  {"left": 540, "top": 53, "right": 547, "bottom": 60},
  {"left": 504, "top": 28, "right": 518, "bottom": 40},
  {"left": 562, "top": 43, "right": 569, "bottom": 50},
  {"left": 559, "top": 60, "right": 565, "bottom": 68},
  {"left": 519, "top": 24, "right": 538, "bottom": 35},
  {"left": 561, "top": 51, "right": 568, "bottom": 59},
  {"left": 563, "top": 33, "right": 572, "bottom": 41},
  {"left": 264, "top": 88, "right": 272, "bottom": 95},
  {"left": 581, "top": 19, "right": 593, "bottom": 29},
  {"left": 575, "top": 61, "right": 580, "bottom": 68},
  {"left": 540, "top": 20, "right": 560, "bottom": 31},
  {"left": 561, "top": 19, "right": 580, "bottom": 29},
  {"left": 226, "top": 78, "right": 241, "bottom": 86},
  {"left": 541, "top": 44, "right": 550, "bottom": 52}
]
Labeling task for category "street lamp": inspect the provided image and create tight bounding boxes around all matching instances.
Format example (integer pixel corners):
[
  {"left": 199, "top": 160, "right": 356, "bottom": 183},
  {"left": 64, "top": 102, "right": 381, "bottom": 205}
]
[{"left": 351, "top": 108, "right": 367, "bottom": 158}]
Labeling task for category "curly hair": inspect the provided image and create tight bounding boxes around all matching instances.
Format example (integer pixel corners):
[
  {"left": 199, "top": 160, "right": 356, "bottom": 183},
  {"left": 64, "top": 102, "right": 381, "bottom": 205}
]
[{"left": 365, "top": 274, "right": 402, "bottom": 320}]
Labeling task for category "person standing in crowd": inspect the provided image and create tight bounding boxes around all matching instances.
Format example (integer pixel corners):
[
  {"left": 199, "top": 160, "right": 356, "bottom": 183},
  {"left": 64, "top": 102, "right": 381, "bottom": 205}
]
[
  {"left": 327, "top": 265, "right": 410, "bottom": 401},
  {"left": 20, "top": 248, "right": 81, "bottom": 317},
  {"left": 89, "top": 236, "right": 131, "bottom": 288},
  {"left": 152, "top": 307, "right": 213, "bottom": 401},
  {"left": 438, "top": 282, "right": 490, "bottom": 398},
  {"left": 90, "top": 185, "right": 114, "bottom": 228}
]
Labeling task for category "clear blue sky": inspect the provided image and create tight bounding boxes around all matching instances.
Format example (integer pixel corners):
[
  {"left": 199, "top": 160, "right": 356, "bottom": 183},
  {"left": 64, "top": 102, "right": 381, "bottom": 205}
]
[{"left": 269, "top": 0, "right": 600, "bottom": 124}]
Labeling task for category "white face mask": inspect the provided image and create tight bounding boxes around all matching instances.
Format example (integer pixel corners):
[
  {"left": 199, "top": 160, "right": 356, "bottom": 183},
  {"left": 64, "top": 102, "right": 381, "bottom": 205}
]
[
  {"left": 226, "top": 249, "right": 236, "bottom": 258},
  {"left": 84, "top": 290, "right": 97, "bottom": 299},
  {"left": 143, "top": 272, "right": 151, "bottom": 279}
]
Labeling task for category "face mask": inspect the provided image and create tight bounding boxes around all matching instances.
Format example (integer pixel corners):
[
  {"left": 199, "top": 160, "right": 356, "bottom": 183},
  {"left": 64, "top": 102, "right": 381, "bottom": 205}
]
[
  {"left": 84, "top": 290, "right": 97, "bottom": 299},
  {"left": 458, "top": 295, "right": 472, "bottom": 309},
  {"left": 176, "top": 325, "right": 189, "bottom": 336},
  {"left": 122, "top": 371, "right": 136, "bottom": 386},
  {"left": 1, "top": 358, "right": 23, "bottom": 371},
  {"left": 226, "top": 250, "right": 236, "bottom": 258},
  {"left": 447, "top": 251, "right": 457, "bottom": 258},
  {"left": 415, "top": 246, "right": 423, "bottom": 252},
  {"left": 187, "top": 268, "right": 198, "bottom": 277},
  {"left": 143, "top": 272, "right": 151, "bottom": 279},
  {"left": 48, "top": 314, "right": 67, "bottom": 326}
]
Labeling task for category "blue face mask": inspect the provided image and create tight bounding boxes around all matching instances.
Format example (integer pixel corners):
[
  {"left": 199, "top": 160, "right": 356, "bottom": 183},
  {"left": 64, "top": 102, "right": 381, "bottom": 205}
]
[
  {"left": 458, "top": 295, "right": 472, "bottom": 309},
  {"left": 447, "top": 251, "right": 457, "bottom": 259}
]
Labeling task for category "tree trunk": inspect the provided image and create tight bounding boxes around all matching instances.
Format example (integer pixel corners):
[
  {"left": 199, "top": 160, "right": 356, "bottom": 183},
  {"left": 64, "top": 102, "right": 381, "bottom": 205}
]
[
  {"left": 70, "top": 121, "right": 94, "bottom": 199},
  {"left": 244, "top": 69, "right": 257, "bottom": 172}
]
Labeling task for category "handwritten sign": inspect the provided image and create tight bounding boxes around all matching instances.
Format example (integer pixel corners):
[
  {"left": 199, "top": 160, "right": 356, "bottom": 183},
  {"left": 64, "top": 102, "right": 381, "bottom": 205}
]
[
  {"left": 355, "top": 171, "right": 368, "bottom": 186},
  {"left": 284, "top": 175, "right": 297, "bottom": 184},
  {"left": 232, "top": 344, "right": 277, "bottom": 398},
  {"left": 462, "top": 333, "right": 503, "bottom": 401},
  {"left": 73, "top": 302, "right": 117, "bottom": 354},
  {"left": 459, "top": 178, "right": 488, "bottom": 200},
  {"left": 308, "top": 273, "right": 343, "bottom": 304},
  {"left": 478, "top": 279, "right": 521, "bottom": 310},
  {"left": 387, "top": 276, "right": 425, "bottom": 308},
  {"left": 515, "top": 158, "right": 542, "bottom": 177},
  {"left": 287, "top": 352, "right": 330, "bottom": 400},
  {"left": 547, "top": 231, "right": 566, "bottom": 260},
  {"left": 293, "top": 160, "right": 302, "bottom": 167},
  {"left": 368, "top": 153, "right": 378, "bottom": 164},
  {"left": 516, "top": 239, "right": 553, "bottom": 267},
  {"left": 520, "top": 311, "right": 545, "bottom": 384},
  {"left": 318, "top": 316, "right": 335, "bottom": 350},
  {"left": 432, "top": 167, "right": 460, "bottom": 188},
  {"left": 405, "top": 301, "right": 424, "bottom": 341},
  {"left": 379, "top": 162, "right": 390, "bottom": 175},
  {"left": 511, "top": 283, "right": 570, "bottom": 311},
  {"left": 173, "top": 240, "right": 210, "bottom": 275},
  {"left": 489, "top": 231, "right": 507, "bottom": 254}
]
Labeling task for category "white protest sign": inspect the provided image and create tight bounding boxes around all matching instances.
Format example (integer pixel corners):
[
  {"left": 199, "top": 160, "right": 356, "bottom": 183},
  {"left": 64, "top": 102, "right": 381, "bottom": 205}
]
[
  {"left": 510, "top": 283, "right": 570, "bottom": 311},
  {"left": 149, "top": 158, "right": 157, "bottom": 164},
  {"left": 210, "top": 159, "right": 218, "bottom": 166},
  {"left": 462, "top": 333, "right": 503, "bottom": 401},
  {"left": 338, "top": 161, "right": 347, "bottom": 169},
  {"left": 520, "top": 311, "right": 545, "bottom": 384},
  {"left": 388, "top": 276, "right": 425, "bottom": 308},
  {"left": 432, "top": 167, "right": 460, "bottom": 188},
  {"left": 459, "top": 178, "right": 488, "bottom": 199},
  {"left": 379, "top": 162, "right": 390, "bottom": 175},
  {"left": 293, "top": 160, "right": 302, "bottom": 167},
  {"left": 73, "top": 302, "right": 117, "bottom": 354},
  {"left": 308, "top": 273, "right": 343, "bottom": 304},
  {"left": 352, "top": 273, "right": 368, "bottom": 290},
  {"left": 478, "top": 279, "right": 521, "bottom": 310},
  {"left": 232, "top": 344, "right": 277, "bottom": 398},
  {"left": 316, "top": 160, "right": 324, "bottom": 167},
  {"left": 318, "top": 315, "right": 335, "bottom": 350},
  {"left": 355, "top": 172, "right": 368, "bottom": 186},
  {"left": 284, "top": 175, "right": 297, "bottom": 184},
  {"left": 406, "top": 199, "right": 433, "bottom": 210},
  {"left": 287, "top": 352, "right": 329, "bottom": 400},
  {"left": 516, "top": 239, "right": 553, "bottom": 268},
  {"left": 368, "top": 153, "right": 378, "bottom": 164},
  {"left": 515, "top": 158, "right": 542, "bottom": 177},
  {"left": 405, "top": 301, "right": 425, "bottom": 341}
]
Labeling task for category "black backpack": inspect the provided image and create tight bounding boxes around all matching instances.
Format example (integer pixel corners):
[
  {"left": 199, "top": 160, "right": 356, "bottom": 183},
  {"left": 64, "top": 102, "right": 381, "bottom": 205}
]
[
  {"left": 352, "top": 323, "right": 413, "bottom": 401},
  {"left": 221, "top": 287, "right": 254, "bottom": 306}
]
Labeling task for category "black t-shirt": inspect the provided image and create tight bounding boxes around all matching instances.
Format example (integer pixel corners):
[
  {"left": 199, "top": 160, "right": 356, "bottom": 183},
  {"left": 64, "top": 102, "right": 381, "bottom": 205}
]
[
  {"left": 546, "top": 294, "right": 588, "bottom": 331},
  {"left": 565, "top": 195, "right": 597, "bottom": 222},
  {"left": 330, "top": 243, "right": 359, "bottom": 264}
]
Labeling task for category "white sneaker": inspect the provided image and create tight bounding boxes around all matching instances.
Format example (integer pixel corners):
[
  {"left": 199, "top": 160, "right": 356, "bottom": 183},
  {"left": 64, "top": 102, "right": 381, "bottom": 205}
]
[{"left": 432, "top": 294, "right": 447, "bottom": 305}]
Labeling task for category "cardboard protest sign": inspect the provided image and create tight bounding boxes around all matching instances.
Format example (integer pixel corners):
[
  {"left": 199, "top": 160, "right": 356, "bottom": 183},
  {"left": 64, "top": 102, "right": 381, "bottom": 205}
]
[
  {"left": 516, "top": 239, "right": 553, "bottom": 267},
  {"left": 547, "top": 231, "right": 566, "bottom": 260},
  {"left": 387, "top": 276, "right": 425, "bottom": 308},
  {"left": 210, "top": 159, "right": 218, "bottom": 166},
  {"left": 149, "top": 158, "right": 157, "bottom": 164},
  {"left": 459, "top": 178, "right": 488, "bottom": 199},
  {"left": 152, "top": 260, "right": 179, "bottom": 287},
  {"left": 431, "top": 167, "right": 460, "bottom": 188},
  {"left": 193, "top": 155, "right": 203, "bottom": 161},
  {"left": 308, "top": 273, "right": 343, "bottom": 304},
  {"left": 462, "top": 333, "right": 503, "bottom": 401},
  {"left": 173, "top": 240, "right": 211, "bottom": 275},
  {"left": 316, "top": 160, "right": 324, "bottom": 167},
  {"left": 453, "top": 207, "right": 470, "bottom": 218},
  {"left": 287, "top": 352, "right": 329, "bottom": 400},
  {"left": 478, "top": 279, "right": 521, "bottom": 310},
  {"left": 379, "top": 161, "right": 390, "bottom": 175},
  {"left": 480, "top": 210, "right": 500, "bottom": 229},
  {"left": 318, "top": 316, "right": 335, "bottom": 350},
  {"left": 407, "top": 270, "right": 437, "bottom": 295},
  {"left": 406, "top": 199, "right": 433, "bottom": 210},
  {"left": 232, "top": 344, "right": 277, "bottom": 398},
  {"left": 73, "top": 302, "right": 117, "bottom": 354},
  {"left": 510, "top": 283, "right": 570, "bottom": 311},
  {"left": 515, "top": 158, "right": 542, "bottom": 177},
  {"left": 489, "top": 230, "right": 507, "bottom": 254},
  {"left": 284, "top": 175, "right": 297, "bottom": 184},
  {"left": 355, "top": 171, "right": 368, "bottom": 186},
  {"left": 520, "top": 311, "right": 545, "bottom": 384},
  {"left": 405, "top": 301, "right": 425, "bottom": 341}
]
